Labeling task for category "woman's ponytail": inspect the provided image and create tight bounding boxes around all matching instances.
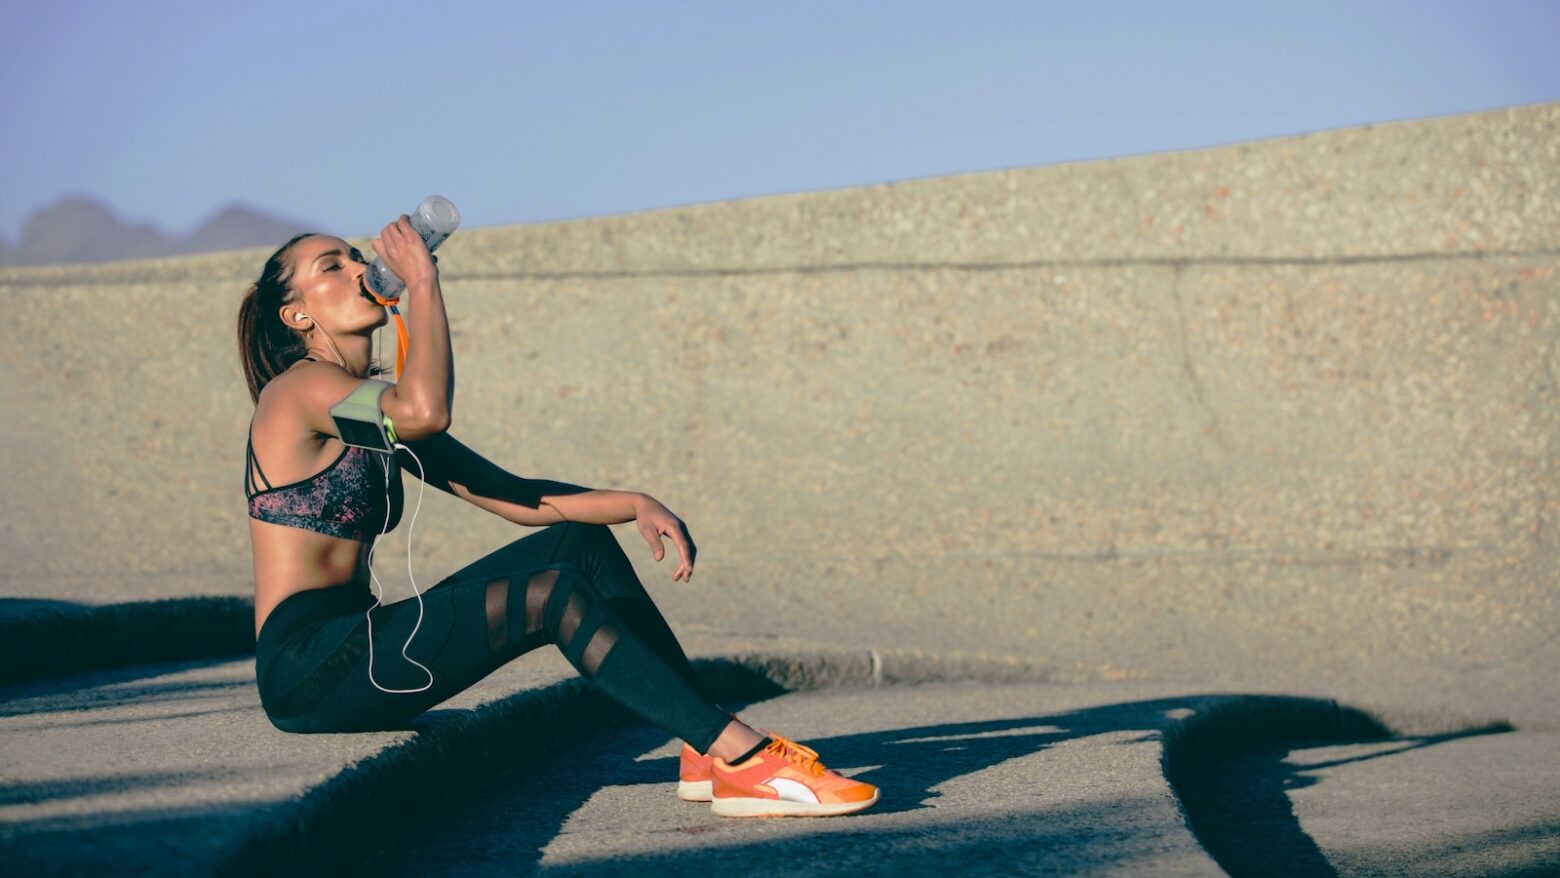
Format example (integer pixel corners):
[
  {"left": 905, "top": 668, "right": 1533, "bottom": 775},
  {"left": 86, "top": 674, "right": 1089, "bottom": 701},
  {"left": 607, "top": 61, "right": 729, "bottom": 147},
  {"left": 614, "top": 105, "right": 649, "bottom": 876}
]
[{"left": 237, "top": 233, "right": 315, "bottom": 403}]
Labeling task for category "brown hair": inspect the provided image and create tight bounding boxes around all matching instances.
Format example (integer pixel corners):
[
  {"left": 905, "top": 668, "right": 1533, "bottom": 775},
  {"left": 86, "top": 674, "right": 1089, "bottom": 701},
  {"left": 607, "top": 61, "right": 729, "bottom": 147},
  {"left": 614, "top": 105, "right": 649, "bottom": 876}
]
[{"left": 236, "top": 232, "right": 316, "bottom": 403}]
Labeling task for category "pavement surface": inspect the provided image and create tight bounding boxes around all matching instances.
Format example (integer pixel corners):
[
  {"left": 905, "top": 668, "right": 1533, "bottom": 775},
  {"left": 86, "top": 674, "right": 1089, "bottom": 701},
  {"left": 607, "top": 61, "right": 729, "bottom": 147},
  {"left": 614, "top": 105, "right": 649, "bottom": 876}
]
[
  {"left": 357, "top": 682, "right": 1226, "bottom": 877},
  {"left": 1193, "top": 732, "right": 1560, "bottom": 878},
  {"left": 0, "top": 648, "right": 584, "bottom": 876},
  {"left": 9, "top": 643, "right": 1553, "bottom": 877}
]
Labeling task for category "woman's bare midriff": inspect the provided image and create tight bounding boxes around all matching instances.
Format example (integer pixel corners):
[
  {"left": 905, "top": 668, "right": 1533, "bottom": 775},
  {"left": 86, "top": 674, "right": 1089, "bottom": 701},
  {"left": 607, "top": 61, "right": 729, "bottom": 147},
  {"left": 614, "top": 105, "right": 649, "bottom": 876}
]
[{"left": 251, "top": 518, "right": 371, "bottom": 637}]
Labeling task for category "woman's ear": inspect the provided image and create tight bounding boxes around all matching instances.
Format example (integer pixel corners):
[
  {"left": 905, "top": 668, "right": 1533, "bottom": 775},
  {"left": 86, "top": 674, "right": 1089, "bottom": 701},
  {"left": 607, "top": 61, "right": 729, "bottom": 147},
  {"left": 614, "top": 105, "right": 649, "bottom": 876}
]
[{"left": 281, "top": 306, "right": 311, "bottom": 332}]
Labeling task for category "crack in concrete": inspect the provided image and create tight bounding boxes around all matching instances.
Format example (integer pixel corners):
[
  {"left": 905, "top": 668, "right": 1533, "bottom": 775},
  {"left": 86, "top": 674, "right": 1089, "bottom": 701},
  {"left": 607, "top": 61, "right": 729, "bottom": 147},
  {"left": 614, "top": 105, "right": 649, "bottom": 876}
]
[
  {"left": 5, "top": 249, "right": 1559, "bottom": 287},
  {"left": 1169, "top": 264, "right": 1231, "bottom": 459},
  {"left": 1541, "top": 328, "right": 1560, "bottom": 398},
  {"left": 774, "top": 542, "right": 1511, "bottom": 566}
]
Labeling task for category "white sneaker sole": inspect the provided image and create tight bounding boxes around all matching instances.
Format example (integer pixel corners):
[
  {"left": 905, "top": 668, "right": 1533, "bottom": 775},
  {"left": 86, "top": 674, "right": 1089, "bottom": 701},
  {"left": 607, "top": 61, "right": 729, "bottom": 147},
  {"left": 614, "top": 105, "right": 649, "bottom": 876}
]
[
  {"left": 676, "top": 780, "right": 712, "bottom": 802},
  {"left": 710, "top": 789, "right": 880, "bottom": 818}
]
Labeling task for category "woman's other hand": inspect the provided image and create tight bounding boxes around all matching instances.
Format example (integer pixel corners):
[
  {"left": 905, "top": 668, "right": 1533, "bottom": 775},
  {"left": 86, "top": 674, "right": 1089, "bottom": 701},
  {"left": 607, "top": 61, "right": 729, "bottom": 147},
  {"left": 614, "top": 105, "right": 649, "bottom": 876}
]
[
  {"left": 370, "top": 215, "right": 438, "bottom": 290},
  {"left": 634, "top": 494, "right": 698, "bottom": 581}
]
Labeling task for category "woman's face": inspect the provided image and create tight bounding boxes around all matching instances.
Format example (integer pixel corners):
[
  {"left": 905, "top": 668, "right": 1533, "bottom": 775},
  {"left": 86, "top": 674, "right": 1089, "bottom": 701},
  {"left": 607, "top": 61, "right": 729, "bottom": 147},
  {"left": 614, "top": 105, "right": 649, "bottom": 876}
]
[{"left": 282, "top": 235, "right": 387, "bottom": 334}]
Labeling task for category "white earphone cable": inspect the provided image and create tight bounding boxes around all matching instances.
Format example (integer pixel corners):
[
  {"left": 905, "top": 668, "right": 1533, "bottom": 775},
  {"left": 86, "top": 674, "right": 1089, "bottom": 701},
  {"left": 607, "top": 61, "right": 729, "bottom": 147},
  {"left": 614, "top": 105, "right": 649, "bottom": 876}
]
[{"left": 362, "top": 319, "right": 434, "bottom": 694}]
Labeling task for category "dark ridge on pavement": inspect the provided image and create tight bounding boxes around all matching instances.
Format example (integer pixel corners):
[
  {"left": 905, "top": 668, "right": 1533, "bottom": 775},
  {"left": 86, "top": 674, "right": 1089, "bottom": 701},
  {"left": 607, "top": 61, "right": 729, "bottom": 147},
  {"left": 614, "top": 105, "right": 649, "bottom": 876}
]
[{"left": 0, "top": 596, "right": 254, "bottom": 685}]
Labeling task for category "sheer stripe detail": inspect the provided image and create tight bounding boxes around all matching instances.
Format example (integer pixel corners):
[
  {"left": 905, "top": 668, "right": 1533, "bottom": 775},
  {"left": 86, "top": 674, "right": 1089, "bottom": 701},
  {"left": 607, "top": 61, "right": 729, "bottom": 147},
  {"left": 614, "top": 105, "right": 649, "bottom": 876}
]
[
  {"left": 484, "top": 577, "right": 509, "bottom": 652},
  {"left": 524, "top": 569, "right": 558, "bottom": 636},
  {"left": 559, "top": 591, "right": 588, "bottom": 649},
  {"left": 580, "top": 624, "right": 620, "bottom": 677}
]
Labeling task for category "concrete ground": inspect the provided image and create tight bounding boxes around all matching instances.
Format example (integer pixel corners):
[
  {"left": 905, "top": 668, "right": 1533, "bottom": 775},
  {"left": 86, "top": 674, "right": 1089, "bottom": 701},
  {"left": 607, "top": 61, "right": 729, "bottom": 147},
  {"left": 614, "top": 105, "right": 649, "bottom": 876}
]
[
  {"left": 359, "top": 682, "right": 1225, "bottom": 877},
  {"left": 1192, "top": 732, "right": 1560, "bottom": 878},
  {"left": 5, "top": 643, "right": 1555, "bottom": 877},
  {"left": 360, "top": 686, "right": 1560, "bottom": 878}
]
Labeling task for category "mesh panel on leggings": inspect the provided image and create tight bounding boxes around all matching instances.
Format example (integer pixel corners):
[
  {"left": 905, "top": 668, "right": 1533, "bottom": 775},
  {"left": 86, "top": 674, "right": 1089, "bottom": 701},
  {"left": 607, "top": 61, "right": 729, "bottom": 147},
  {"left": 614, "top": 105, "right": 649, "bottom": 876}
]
[
  {"left": 523, "top": 569, "right": 558, "bottom": 635},
  {"left": 559, "top": 591, "right": 588, "bottom": 647},
  {"left": 508, "top": 567, "right": 623, "bottom": 678},
  {"left": 579, "top": 625, "right": 620, "bottom": 677},
  {"left": 484, "top": 577, "right": 510, "bottom": 652}
]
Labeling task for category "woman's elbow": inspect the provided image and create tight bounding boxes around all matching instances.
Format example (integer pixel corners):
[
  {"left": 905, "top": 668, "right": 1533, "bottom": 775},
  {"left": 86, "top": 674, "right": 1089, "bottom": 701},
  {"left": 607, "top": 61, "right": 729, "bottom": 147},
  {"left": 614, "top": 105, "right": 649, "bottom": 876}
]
[
  {"left": 396, "top": 409, "right": 451, "bottom": 440},
  {"left": 426, "top": 408, "right": 452, "bottom": 434}
]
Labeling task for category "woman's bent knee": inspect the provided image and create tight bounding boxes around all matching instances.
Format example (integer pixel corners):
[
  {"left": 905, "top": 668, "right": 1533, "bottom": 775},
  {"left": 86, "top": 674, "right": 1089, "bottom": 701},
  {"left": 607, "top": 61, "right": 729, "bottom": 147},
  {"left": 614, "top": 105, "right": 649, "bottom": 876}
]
[{"left": 563, "top": 520, "right": 614, "bottom": 544}]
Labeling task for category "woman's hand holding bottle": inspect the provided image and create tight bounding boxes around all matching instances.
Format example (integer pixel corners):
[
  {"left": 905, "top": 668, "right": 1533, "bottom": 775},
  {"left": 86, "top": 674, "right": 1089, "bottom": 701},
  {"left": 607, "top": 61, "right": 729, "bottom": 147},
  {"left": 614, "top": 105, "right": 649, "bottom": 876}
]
[{"left": 369, "top": 215, "right": 438, "bottom": 293}]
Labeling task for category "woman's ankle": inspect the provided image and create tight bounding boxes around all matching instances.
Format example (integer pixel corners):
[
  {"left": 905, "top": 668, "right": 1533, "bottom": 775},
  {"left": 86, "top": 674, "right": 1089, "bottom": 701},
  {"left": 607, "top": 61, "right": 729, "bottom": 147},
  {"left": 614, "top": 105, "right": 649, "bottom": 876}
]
[{"left": 706, "top": 719, "right": 767, "bottom": 762}]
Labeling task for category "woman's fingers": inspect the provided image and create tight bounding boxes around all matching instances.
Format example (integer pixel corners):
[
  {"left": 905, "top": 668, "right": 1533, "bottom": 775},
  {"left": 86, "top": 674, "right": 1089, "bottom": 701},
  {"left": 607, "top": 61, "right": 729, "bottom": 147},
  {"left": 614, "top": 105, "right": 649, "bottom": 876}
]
[
  {"left": 373, "top": 215, "right": 436, "bottom": 285},
  {"left": 666, "top": 522, "right": 696, "bottom": 580},
  {"left": 642, "top": 525, "right": 666, "bottom": 562},
  {"left": 639, "top": 513, "right": 696, "bottom": 581}
]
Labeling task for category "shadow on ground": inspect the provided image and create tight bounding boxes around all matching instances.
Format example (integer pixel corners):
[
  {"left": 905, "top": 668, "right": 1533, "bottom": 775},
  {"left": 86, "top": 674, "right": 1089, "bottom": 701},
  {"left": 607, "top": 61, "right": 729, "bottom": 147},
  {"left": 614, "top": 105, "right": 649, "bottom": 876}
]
[
  {"left": 0, "top": 597, "right": 253, "bottom": 684},
  {"left": 355, "top": 702, "right": 1162, "bottom": 876},
  {"left": 1183, "top": 729, "right": 1556, "bottom": 878},
  {"left": 352, "top": 692, "right": 1525, "bottom": 877},
  {"left": 3, "top": 658, "right": 1543, "bottom": 877}
]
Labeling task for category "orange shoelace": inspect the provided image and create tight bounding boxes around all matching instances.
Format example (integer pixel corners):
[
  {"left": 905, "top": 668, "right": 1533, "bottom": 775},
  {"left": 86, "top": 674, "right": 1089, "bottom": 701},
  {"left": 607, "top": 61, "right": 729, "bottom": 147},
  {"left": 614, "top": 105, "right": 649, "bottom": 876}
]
[{"left": 765, "top": 735, "right": 826, "bottom": 777}]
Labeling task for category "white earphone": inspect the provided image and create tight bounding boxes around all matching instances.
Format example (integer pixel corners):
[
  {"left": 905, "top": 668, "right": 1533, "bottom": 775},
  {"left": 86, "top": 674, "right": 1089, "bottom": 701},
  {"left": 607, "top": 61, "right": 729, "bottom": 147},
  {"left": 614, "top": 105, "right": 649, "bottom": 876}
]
[
  {"left": 350, "top": 318, "right": 433, "bottom": 694},
  {"left": 364, "top": 441, "right": 433, "bottom": 695}
]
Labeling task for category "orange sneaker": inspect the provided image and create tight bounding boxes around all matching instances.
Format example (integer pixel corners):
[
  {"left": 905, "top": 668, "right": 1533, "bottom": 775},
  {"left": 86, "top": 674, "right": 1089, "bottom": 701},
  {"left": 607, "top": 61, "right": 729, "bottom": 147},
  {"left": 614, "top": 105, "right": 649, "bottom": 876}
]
[
  {"left": 677, "top": 743, "right": 714, "bottom": 802},
  {"left": 710, "top": 735, "right": 879, "bottom": 817}
]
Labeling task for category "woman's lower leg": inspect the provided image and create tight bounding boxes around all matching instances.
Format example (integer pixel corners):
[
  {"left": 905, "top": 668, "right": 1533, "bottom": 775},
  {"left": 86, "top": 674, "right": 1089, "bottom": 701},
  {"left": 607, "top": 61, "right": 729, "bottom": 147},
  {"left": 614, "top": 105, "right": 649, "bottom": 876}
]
[
  {"left": 706, "top": 719, "right": 768, "bottom": 762},
  {"left": 515, "top": 562, "right": 732, "bottom": 753},
  {"left": 460, "top": 523, "right": 751, "bottom": 755}
]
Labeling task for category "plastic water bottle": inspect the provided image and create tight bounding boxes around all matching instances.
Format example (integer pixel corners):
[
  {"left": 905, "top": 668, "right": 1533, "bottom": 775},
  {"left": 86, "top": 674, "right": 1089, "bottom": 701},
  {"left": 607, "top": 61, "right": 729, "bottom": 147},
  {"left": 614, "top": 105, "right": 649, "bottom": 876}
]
[{"left": 365, "top": 195, "right": 461, "bottom": 298}]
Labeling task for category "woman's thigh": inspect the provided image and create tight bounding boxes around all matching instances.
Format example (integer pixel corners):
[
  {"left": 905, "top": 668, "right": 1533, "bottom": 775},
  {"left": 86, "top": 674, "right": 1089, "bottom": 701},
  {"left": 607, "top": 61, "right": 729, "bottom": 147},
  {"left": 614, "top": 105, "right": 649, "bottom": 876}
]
[
  {"left": 425, "top": 522, "right": 576, "bottom": 593},
  {"left": 272, "top": 528, "right": 582, "bottom": 732}
]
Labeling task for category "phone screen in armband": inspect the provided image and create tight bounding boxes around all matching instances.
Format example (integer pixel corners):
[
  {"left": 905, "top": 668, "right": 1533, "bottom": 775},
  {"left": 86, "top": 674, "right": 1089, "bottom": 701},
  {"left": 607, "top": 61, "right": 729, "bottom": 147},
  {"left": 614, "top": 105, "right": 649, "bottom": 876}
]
[{"left": 329, "top": 380, "right": 398, "bottom": 452}]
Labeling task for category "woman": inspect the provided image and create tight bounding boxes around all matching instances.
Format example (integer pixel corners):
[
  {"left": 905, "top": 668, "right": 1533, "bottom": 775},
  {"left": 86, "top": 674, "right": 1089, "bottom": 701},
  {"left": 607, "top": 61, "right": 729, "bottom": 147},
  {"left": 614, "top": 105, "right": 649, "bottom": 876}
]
[{"left": 235, "top": 215, "right": 877, "bottom": 818}]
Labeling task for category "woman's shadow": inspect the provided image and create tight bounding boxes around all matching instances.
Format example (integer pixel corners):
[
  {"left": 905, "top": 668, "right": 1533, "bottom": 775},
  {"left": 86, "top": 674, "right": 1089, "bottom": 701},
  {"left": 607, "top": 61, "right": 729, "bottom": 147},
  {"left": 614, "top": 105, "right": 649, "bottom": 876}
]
[{"left": 356, "top": 706, "right": 1081, "bottom": 876}]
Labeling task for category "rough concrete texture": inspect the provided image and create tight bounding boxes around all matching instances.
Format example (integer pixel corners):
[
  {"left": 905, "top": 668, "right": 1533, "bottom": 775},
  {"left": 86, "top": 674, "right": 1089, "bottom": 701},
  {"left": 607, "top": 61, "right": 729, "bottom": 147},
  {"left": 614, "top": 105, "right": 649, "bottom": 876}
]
[
  {"left": 5, "top": 641, "right": 1518, "bottom": 876},
  {"left": 368, "top": 683, "right": 1226, "bottom": 877},
  {"left": 1192, "top": 733, "right": 1560, "bottom": 877},
  {"left": 382, "top": 690, "right": 1552, "bottom": 877},
  {"left": 0, "top": 596, "right": 252, "bottom": 684},
  {"left": 1, "top": 105, "right": 1555, "bottom": 724},
  {"left": 0, "top": 652, "right": 578, "bottom": 876},
  {"left": 0, "top": 641, "right": 1047, "bottom": 875}
]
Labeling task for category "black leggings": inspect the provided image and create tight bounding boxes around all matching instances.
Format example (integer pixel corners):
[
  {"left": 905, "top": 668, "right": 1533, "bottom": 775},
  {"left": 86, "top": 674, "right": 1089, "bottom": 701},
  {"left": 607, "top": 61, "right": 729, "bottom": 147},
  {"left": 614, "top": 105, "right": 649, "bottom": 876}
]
[{"left": 254, "top": 521, "right": 731, "bottom": 751}]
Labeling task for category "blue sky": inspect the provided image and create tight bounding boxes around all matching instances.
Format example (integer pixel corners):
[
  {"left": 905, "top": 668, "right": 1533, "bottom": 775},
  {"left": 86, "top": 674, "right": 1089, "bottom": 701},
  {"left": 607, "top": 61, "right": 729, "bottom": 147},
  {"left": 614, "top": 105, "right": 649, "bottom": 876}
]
[{"left": 1, "top": 0, "right": 1555, "bottom": 243}]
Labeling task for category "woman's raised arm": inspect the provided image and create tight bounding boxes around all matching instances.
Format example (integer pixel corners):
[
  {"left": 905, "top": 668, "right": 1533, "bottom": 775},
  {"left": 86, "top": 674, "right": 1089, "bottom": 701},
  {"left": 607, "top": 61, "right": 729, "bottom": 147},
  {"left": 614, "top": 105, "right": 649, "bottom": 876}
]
[{"left": 373, "top": 215, "right": 453, "bottom": 432}]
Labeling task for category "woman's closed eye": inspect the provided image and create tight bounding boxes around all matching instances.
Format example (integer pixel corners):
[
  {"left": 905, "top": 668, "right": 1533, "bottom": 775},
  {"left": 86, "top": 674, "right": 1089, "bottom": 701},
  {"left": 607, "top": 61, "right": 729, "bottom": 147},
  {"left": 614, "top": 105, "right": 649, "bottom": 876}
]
[{"left": 323, "top": 250, "right": 366, "bottom": 272}]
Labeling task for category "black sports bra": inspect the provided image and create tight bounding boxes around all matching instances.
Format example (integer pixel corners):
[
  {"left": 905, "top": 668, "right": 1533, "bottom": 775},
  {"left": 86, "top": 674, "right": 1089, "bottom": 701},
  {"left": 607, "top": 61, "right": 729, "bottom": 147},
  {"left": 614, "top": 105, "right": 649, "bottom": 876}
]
[{"left": 244, "top": 361, "right": 403, "bottom": 541}]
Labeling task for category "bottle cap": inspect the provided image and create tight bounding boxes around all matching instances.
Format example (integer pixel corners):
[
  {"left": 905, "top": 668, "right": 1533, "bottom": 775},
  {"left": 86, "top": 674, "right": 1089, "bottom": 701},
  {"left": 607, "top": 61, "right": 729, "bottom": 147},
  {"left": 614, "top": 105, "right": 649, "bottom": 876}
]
[{"left": 418, "top": 195, "right": 461, "bottom": 234}]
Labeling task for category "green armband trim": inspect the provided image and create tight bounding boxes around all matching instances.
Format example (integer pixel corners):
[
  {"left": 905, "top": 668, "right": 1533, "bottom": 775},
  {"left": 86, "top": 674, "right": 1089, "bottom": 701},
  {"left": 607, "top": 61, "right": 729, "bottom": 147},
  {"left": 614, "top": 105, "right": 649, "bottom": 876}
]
[{"left": 329, "top": 380, "right": 397, "bottom": 452}]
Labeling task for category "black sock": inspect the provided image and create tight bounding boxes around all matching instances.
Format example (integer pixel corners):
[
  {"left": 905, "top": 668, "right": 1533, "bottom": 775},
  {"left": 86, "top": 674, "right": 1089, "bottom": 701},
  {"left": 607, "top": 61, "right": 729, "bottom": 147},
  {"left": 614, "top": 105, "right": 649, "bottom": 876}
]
[{"left": 731, "top": 736, "right": 773, "bottom": 764}]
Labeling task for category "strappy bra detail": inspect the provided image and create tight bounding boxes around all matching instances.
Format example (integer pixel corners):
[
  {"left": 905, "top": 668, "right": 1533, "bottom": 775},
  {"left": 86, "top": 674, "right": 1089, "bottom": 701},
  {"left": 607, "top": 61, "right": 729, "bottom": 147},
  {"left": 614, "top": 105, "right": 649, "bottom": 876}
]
[{"left": 245, "top": 361, "right": 404, "bottom": 542}]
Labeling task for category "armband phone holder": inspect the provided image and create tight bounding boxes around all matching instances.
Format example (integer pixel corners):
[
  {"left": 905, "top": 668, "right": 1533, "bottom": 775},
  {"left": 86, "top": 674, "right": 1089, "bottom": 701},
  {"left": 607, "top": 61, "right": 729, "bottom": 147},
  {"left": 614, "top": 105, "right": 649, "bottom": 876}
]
[{"left": 329, "top": 380, "right": 399, "bottom": 452}]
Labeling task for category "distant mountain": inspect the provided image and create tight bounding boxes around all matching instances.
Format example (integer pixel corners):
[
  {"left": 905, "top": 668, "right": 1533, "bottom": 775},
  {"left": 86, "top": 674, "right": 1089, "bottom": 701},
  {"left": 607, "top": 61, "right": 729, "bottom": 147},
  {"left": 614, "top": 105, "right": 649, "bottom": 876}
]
[
  {"left": 181, "top": 204, "right": 317, "bottom": 255},
  {"left": 0, "top": 196, "right": 318, "bottom": 267}
]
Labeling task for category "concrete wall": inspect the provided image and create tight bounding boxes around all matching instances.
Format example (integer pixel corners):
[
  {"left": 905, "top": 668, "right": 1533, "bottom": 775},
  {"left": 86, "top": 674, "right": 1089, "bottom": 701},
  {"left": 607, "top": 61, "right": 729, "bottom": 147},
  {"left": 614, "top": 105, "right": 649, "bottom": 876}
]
[{"left": 3, "top": 103, "right": 1556, "bottom": 721}]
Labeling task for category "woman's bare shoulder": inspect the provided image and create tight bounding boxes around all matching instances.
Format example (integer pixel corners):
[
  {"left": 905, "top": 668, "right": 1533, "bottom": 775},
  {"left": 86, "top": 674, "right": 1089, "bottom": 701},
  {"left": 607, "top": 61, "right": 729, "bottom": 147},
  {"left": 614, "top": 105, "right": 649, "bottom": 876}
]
[{"left": 256, "top": 361, "right": 363, "bottom": 438}]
